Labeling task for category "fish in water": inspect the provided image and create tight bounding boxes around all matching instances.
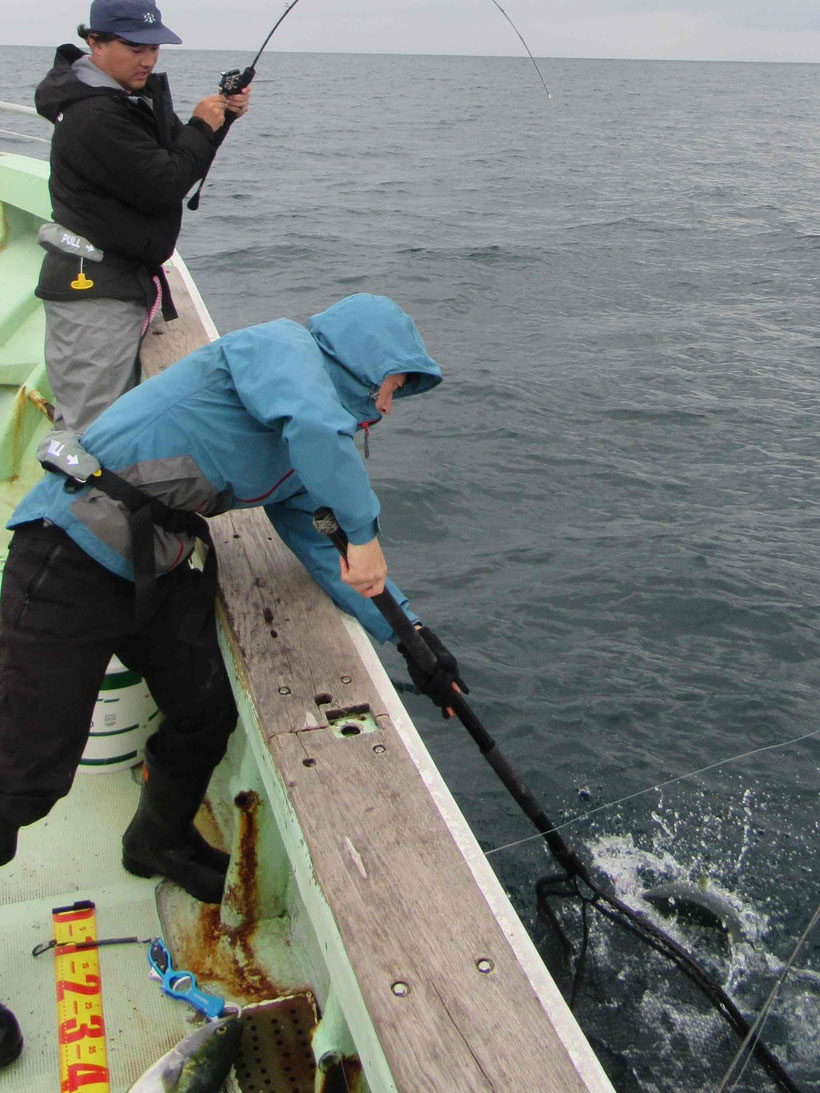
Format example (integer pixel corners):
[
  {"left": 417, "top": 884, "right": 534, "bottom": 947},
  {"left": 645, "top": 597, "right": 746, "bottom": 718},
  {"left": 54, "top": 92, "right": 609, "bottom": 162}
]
[
  {"left": 641, "top": 881, "right": 749, "bottom": 945},
  {"left": 128, "top": 1014, "right": 243, "bottom": 1093}
]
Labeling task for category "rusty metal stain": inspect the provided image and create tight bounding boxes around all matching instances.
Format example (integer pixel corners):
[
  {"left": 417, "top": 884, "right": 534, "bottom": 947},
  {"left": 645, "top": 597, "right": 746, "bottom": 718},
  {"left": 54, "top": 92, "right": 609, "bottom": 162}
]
[
  {"left": 224, "top": 789, "right": 262, "bottom": 923},
  {"left": 6, "top": 386, "right": 53, "bottom": 484},
  {"left": 319, "top": 1056, "right": 365, "bottom": 1093},
  {"left": 9, "top": 384, "right": 28, "bottom": 482},
  {"left": 194, "top": 795, "right": 228, "bottom": 854},
  {"left": 169, "top": 901, "right": 281, "bottom": 1005},
  {"left": 27, "top": 388, "right": 55, "bottom": 421},
  {"left": 169, "top": 790, "right": 281, "bottom": 1004}
]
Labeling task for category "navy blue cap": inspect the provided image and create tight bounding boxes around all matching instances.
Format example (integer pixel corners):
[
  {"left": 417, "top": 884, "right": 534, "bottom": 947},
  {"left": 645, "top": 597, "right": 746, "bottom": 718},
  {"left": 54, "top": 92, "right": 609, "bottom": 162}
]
[{"left": 88, "top": 0, "right": 182, "bottom": 44}]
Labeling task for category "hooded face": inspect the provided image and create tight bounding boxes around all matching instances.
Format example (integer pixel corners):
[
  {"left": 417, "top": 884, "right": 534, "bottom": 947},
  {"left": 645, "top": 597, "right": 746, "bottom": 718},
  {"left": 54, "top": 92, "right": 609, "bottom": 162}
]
[
  {"left": 308, "top": 294, "right": 442, "bottom": 427},
  {"left": 373, "top": 373, "right": 406, "bottom": 416}
]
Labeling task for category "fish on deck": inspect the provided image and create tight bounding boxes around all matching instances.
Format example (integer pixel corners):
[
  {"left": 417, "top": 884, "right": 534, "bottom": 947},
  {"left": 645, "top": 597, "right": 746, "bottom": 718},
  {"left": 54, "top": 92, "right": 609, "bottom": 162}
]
[{"left": 127, "top": 1014, "right": 242, "bottom": 1093}]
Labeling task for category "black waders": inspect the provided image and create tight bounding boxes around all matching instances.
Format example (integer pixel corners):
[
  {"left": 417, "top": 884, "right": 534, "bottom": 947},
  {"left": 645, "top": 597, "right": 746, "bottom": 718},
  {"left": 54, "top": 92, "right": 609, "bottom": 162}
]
[
  {"left": 0, "top": 823, "right": 18, "bottom": 867},
  {"left": 122, "top": 738, "right": 229, "bottom": 904}
]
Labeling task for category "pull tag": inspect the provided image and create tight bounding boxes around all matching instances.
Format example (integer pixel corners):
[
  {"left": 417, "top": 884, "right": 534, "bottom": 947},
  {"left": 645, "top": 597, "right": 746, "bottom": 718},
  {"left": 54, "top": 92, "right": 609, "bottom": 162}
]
[
  {"left": 37, "top": 430, "right": 101, "bottom": 483},
  {"left": 71, "top": 258, "right": 94, "bottom": 291},
  {"left": 147, "top": 938, "right": 225, "bottom": 1020},
  {"left": 39, "top": 223, "right": 104, "bottom": 263}
]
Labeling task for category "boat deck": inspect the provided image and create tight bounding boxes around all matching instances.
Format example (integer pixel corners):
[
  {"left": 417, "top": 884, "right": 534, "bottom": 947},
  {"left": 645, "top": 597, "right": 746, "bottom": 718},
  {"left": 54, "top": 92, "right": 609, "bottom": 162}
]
[{"left": 1, "top": 769, "right": 218, "bottom": 1091}]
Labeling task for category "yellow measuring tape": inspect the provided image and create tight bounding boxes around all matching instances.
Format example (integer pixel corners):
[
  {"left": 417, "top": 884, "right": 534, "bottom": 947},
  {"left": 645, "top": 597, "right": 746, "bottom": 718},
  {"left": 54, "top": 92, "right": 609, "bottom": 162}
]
[{"left": 52, "top": 900, "right": 110, "bottom": 1093}]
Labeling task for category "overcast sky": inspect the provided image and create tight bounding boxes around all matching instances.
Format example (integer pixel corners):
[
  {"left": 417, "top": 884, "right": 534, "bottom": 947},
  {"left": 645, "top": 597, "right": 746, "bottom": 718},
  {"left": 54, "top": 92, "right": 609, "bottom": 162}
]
[{"left": 7, "top": 0, "right": 820, "bottom": 63}]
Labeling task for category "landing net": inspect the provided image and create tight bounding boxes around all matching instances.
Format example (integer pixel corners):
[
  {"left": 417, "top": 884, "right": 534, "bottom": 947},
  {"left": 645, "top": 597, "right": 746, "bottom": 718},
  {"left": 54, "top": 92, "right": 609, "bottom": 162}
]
[{"left": 532, "top": 865, "right": 803, "bottom": 1092}]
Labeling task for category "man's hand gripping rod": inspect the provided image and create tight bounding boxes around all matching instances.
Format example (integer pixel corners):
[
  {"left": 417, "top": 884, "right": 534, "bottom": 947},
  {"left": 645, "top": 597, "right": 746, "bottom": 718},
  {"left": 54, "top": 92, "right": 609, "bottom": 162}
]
[
  {"left": 189, "top": 0, "right": 304, "bottom": 210},
  {"left": 218, "top": 0, "right": 306, "bottom": 99},
  {"left": 312, "top": 506, "right": 591, "bottom": 882}
]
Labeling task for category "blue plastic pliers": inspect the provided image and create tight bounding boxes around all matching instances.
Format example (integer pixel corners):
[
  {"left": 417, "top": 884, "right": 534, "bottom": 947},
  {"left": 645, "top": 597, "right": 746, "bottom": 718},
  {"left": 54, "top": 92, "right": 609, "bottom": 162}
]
[{"left": 147, "top": 937, "right": 226, "bottom": 1020}]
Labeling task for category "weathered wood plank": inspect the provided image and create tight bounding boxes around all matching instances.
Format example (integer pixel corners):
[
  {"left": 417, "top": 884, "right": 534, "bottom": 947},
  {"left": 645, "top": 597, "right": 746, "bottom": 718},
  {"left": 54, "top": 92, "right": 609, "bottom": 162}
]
[
  {"left": 213, "top": 507, "right": 391, "bottom": 738},
  {"left": 208, "top": 500, "right": 594, "bottom": 1091},
  {"left": 273, "top": 724, "right": 591, "bottom": 1092}
]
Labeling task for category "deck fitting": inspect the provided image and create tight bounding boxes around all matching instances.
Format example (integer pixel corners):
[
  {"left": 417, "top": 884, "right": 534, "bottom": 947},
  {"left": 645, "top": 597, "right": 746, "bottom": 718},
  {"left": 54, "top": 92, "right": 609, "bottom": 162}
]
[{"left": 325, "top": 705, "right": 379, "bottom": 739}]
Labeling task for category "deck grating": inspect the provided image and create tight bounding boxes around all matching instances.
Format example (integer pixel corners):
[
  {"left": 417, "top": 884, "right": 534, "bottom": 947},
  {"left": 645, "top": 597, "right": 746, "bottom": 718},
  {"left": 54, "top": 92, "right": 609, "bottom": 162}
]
[{"left": 233, "top": 995, "right": 317, "bottom": 1093}]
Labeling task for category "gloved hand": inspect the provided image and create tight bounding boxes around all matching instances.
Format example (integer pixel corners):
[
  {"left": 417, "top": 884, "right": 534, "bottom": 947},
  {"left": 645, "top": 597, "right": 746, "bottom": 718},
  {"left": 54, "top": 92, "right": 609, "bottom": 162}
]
[{"left": 398, "top": 625, "right": 469, "bottom": 718}]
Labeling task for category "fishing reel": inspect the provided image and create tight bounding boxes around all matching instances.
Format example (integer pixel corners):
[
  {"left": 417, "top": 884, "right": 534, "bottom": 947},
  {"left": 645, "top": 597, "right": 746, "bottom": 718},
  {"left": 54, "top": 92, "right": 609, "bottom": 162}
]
[{"left": 219, "top": 66, "right": 255, "bottom": 96}]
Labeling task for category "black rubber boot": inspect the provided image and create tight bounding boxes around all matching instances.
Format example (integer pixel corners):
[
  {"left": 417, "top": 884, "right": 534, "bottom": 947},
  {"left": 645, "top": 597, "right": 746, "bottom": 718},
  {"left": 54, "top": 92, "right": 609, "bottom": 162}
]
[
  {"left": 0, "top": 822, "right": 18, "bottom": 867},
  {"left": 0, "top": 1004, "right": 23, "bottom": 1067},
  {"left": 121, "top": 744, "right": 229, "bottom": 904}
]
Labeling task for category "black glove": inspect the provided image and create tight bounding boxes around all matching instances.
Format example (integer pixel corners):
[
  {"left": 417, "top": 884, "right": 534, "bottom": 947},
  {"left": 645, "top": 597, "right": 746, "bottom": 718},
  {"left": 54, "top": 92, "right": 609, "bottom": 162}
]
[{"left": 398, "top": 625, "right": 469, "bottom": 717}]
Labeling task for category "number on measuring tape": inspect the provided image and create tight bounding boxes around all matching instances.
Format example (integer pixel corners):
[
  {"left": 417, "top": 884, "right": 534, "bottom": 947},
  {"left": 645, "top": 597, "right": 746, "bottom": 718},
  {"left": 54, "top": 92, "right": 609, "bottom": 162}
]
[{"left": 52, "top": 902, "right": 110, "bottom": 1093}]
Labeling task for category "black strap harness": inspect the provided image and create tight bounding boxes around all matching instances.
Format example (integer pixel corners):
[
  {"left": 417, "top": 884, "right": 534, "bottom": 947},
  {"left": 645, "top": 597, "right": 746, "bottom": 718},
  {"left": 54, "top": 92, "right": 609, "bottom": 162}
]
[{"left": 51, "top": 463, "right": 217, "bottom": 643}]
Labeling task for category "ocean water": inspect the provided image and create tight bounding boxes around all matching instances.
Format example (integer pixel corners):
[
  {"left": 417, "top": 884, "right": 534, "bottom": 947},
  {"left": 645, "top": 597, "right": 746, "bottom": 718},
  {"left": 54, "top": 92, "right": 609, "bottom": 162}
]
[{"left": 2, "top": 46, "right": 818, "bottom": 1090}]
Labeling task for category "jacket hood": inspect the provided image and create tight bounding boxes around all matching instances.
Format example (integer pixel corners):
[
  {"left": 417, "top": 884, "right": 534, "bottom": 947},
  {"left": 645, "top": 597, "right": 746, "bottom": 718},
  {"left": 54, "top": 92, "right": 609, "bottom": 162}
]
[
  {"left": 308, "top": 294, "right": 442, "bottom": 425},
  {"left": 35, "top": 44, "right": 123, "bottom": 121}
]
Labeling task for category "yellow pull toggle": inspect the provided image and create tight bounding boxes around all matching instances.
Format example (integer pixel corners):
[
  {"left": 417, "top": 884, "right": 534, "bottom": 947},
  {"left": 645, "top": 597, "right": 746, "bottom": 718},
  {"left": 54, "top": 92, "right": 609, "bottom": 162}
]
[{"left": 71, "top": 258, "right": 94, "bottom": 291}]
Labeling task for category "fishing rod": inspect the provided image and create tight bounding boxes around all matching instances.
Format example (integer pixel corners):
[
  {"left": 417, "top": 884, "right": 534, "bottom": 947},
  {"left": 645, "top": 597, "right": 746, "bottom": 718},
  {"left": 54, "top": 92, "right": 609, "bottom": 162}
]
[
  {"left": 217, "top": 0, "right": 549, "bottom": 100},
  {"left": 312, "top": 505, "right": 802, "bottom": 1093},
  {"left": 314, "top": 505, "right": 599, "bottom": 882},
  {"left": 487, "top": 0, "right": 551, "bottom": 99},
  {"left": 216, "top": 0, "right": 551, "bottom": 123},
  {"left": 189, "top": 0, "right": 547, "bottom": 208},
  {"left": 218, "top": 0, "right": 306, "bottom": 97},
  {"left": 187, "top": 0, "right": 305, "bottom": 209}
]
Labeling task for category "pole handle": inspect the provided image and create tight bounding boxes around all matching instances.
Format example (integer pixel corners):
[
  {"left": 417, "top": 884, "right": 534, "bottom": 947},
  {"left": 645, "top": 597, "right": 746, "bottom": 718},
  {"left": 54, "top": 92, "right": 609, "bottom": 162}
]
[
  {"left": 312, "top": 506, "right": 591, "bottom": 879},
  {"left": 313, "top": 507, "right": 443, "bottom": 674}
]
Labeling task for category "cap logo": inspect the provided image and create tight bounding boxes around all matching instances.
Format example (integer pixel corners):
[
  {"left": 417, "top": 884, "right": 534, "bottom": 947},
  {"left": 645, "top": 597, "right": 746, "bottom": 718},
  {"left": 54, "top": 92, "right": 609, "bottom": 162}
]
[{"left": 142, "top": 11, "right": 157, "bottom": 22}]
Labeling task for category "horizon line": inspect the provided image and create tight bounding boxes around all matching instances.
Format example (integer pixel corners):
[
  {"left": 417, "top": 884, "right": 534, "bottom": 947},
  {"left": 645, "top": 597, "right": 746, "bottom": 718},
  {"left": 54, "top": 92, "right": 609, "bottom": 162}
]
[{"left": 5, "top": 43, "right": 819, "bottom": 66}]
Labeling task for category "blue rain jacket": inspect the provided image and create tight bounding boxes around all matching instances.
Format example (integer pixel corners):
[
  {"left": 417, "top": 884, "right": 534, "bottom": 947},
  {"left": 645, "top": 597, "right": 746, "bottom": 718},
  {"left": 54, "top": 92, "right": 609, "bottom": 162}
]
[{"left": 9, "top": 293, "right": 442, "bottom": 643}]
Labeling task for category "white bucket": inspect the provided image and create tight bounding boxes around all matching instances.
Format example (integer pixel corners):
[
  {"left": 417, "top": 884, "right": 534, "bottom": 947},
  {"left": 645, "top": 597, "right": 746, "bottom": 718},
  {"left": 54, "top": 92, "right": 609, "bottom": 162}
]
[{"left": 80, "top": 654, "right": 159, "bottom": 774}]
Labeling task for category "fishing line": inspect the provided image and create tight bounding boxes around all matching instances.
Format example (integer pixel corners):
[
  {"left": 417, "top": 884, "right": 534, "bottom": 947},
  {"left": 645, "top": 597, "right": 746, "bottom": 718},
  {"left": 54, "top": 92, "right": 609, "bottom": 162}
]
[
  {"left": 717, "top": 901, "right": 820, "bottom": 1093},
  {"left": 218, "top": 0, "right": 306, "bottom": 96},
  {"left": 191, "top": 0, "right": 549, "bottom": 208},
  {"left": 227, "top": 0, "right": 550, "bottom": 100},
  {"left": 484, "top": 726, "right": 820, "bottom": 858},
  {"left": 487, "top": 0, "right": 551, "bottom": 99},
  {"left": 188, "top": 0, "right": 305, "bottom": 209}
]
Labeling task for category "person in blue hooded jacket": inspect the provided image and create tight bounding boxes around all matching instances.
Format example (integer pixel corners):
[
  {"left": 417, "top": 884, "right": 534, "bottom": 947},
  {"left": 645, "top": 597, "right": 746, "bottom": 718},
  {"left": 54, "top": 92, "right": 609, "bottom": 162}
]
[{"left": 0, "top": 293, "right": 463, "bottom": 906}]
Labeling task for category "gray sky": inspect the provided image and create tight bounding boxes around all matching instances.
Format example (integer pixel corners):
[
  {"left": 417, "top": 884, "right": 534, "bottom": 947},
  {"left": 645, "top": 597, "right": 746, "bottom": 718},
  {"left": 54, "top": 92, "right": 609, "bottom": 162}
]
[{"left": 7, "top": 0, "right": 820, "bottom": 63}]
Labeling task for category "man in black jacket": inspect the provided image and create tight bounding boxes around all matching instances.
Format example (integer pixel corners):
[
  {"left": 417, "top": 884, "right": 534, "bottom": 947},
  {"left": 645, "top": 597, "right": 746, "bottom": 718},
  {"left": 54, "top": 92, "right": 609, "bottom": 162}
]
[{"left": 34, "top": 0, "right": 250, "bottom": 432}]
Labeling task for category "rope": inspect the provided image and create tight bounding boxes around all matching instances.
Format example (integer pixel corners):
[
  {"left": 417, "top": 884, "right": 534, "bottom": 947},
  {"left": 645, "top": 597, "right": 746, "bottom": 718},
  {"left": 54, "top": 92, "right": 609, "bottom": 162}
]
[{"left": 141, "top": 275, "right": 164, "bottom": 336}]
